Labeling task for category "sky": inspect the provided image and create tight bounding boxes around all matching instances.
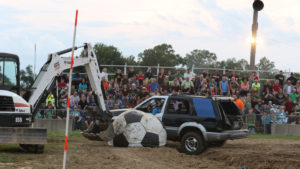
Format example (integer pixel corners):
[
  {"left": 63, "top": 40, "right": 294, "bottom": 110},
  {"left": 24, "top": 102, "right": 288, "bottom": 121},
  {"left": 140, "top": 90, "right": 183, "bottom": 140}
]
[{"left": 0, "top": 0, "right": 299, "bottom": 72}]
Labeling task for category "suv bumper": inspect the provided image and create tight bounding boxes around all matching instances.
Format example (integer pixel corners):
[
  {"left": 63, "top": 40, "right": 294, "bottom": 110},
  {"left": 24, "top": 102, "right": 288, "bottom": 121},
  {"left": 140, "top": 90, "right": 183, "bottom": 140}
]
[{"left": 206, "top": 129, "right": 248, "bottom": 142}]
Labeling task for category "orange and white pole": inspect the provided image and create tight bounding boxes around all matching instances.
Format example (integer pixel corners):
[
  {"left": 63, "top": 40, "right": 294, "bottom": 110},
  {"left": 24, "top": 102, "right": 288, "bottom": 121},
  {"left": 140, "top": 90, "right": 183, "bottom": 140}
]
[{"left": 62, "top": 9, "right": 78, "bottom": 169}]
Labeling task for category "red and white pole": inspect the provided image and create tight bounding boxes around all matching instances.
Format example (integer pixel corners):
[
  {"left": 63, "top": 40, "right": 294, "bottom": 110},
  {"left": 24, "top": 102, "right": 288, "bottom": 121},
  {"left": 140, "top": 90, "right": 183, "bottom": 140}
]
[{"left": 62, "top": 9, "right": 78, "bottom": 169}]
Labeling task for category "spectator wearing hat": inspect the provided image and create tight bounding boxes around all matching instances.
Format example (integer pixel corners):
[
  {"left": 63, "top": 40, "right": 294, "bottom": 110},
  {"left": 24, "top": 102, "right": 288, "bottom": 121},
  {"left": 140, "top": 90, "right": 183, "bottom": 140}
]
[
  {"left": 275, "top": 70, "right": 285, "bottom": 87},
  {"left": 287, "top": 73, "right": 297, "bottom": 86}
]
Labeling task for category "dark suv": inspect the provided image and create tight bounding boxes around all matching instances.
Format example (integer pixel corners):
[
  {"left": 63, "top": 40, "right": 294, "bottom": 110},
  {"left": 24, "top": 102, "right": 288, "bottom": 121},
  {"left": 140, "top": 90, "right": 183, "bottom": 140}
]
[{"left": 111, "top": 95, "right": 248, "bottom": 155}]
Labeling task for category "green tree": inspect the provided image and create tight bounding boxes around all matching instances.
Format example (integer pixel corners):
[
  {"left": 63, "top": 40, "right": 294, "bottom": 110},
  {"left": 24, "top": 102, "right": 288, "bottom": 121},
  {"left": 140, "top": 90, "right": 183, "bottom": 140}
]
[
  {"left": 20, "top": 65, "right": 35, "bottom": 90},
  {"left": 256, "top": 56, "right": 276, "bottom": 80},
  {"left": 93, "top": 43, "right": 125, "bottom": 65},
  {"left": 184, "top": 49, "right": 217, "bottom": 69},
  {"left": 138, "top": 44, "right": 184, "bottom": 66},
  {"left": 256, "top": 56, "right": 275, "bottom": 71},
  {"left": 124, "top": 55, "right": 138, "bottom": 65}
]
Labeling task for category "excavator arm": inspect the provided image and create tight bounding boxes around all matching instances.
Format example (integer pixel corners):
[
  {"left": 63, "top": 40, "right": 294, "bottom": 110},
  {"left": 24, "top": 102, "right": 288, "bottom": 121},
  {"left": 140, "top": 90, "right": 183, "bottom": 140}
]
[{"left": 28, "top": 43, "right": 107, "bottom": 115}]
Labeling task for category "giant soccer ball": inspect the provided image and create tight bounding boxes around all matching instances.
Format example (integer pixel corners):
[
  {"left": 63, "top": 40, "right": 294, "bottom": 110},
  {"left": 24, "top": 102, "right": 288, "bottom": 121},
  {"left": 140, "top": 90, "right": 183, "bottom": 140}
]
[{"left": 112, "top": 110, "right": 166, "bottom": 147}]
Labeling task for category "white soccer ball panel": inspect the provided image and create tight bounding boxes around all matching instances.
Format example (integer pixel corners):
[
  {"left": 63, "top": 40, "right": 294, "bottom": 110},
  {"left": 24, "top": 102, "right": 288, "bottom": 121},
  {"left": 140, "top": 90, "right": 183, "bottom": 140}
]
[
  {"left": 140, "top": 113, "right": 164, "bottom": 133},
  {"left": 123, "top": 122, "right": 146, "bottom": 144}
]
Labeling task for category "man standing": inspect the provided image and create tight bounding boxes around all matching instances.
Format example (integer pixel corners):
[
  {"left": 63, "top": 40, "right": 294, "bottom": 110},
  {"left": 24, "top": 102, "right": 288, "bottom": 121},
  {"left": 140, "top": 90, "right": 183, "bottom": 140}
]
[
  {"left": 287, "top": 73, "right": 297, "bottom": 86},
  {"left": 275, "top": 70, "right": 285, "bottom": 87},
  {"left": 101, "top": 68, "right": 108, "bottom": 82},
  {"left": 219, "top": 76, "right": 230, "bottom": 96},
  {"left": 184, "top": 68, "right": 195, "bottom": 81}
]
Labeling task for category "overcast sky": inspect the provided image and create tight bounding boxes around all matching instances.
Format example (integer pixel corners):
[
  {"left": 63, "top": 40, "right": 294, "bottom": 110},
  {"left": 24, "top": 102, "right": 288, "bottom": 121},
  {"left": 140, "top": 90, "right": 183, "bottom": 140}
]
[{"left": 0, "top": 0, "right": 299, "bottom": 72}]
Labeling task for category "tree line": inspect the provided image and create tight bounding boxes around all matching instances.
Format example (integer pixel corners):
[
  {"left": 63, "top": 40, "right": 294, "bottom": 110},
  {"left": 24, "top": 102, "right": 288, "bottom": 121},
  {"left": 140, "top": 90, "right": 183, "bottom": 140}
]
[{"left": 21, "top": 42, "right": 281, "bottom": 90}]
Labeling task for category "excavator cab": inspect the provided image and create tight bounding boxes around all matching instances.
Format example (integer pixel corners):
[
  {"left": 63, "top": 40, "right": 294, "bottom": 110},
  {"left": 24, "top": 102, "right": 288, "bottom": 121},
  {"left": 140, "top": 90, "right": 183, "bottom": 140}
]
[{"left": 0, "top": 53, "right": 20, "bottom": 94}]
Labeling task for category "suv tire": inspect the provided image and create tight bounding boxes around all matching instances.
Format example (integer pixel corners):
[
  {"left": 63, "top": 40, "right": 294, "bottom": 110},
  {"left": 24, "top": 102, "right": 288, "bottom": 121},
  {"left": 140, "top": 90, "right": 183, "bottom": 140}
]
[{"left": 180, "top": 132, "right": 206, "bottom": 155}]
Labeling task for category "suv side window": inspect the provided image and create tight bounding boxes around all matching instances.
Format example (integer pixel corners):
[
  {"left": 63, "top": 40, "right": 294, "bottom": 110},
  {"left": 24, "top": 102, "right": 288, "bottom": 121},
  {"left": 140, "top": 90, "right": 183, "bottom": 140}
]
[
  {"left": 136, "top": 98, "right": 165, "bottom": 114},
  {"left": 167, "top": 99, "right": 190, "bottom": 115}
]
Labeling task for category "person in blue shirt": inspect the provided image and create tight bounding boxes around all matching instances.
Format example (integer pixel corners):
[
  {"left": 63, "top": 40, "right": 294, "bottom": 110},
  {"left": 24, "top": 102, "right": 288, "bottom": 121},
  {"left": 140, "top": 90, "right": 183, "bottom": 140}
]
[
  {"left": 261, "top": 111, "right": 272, "bottom": 134},
  {"left": 78, "top": 79, "right": 88, "bottom": 94},
  {"left": 150, "top": 101, "right": 161, "bottom": 115},
  {"left": 276, "top": 106, "right": 287, "bottom": 124},
  {"left": 149, "top": 78, "right": 160, "bottom": 93}
]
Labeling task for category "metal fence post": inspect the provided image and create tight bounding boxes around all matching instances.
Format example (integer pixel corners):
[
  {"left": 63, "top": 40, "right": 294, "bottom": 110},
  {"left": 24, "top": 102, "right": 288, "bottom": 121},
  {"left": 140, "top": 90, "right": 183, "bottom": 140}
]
[
  {"left": 124, "top": 63, "right": 127, "bottom": 75},
  {"left": 223, "top": 66, "right": 226, "bottom": 74},
  {"left": 157, "top": 64, "right": 160, "bottom": 79},
  {"left": 192, "top": 64, "right": 195, "bottom": 74}
]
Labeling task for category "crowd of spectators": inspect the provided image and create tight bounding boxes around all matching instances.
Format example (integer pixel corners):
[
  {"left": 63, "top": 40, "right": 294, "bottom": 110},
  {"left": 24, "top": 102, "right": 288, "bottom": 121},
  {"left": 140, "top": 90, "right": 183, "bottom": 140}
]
[{"left": 36, "top": 66, "right": 300, "bottom": 133}]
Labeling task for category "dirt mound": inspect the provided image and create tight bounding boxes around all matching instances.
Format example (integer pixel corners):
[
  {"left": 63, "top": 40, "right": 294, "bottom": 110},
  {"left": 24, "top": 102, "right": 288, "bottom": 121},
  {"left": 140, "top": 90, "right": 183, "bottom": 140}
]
[{"left": 2, "top": 138, "right": 300, "bottom": 169}]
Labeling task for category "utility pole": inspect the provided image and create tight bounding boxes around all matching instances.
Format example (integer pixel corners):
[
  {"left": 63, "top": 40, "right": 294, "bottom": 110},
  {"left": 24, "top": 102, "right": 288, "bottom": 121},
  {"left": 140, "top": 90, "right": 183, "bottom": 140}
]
[{"left": 250, "top": 0, "right": 264, "bottom": 71}]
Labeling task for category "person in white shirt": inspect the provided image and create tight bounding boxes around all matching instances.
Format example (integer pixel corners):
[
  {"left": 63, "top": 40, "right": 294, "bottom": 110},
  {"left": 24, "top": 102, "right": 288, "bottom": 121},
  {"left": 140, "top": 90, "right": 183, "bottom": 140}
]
[
  {"left": 183, "top": 68, "right": 195, "bottom": 81},
  {"left": 101, "top": 68, "right": 108, "bottom": 82}
]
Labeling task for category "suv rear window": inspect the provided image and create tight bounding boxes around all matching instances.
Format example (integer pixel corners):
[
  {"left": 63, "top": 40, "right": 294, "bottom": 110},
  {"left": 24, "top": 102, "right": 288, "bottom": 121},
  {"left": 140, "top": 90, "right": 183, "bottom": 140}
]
[
  {"left": 192, "top": 98, "right": 215, "bottom": 118},
  {"left": 167, "top": 99, "right": 190, "bottom": 115}
]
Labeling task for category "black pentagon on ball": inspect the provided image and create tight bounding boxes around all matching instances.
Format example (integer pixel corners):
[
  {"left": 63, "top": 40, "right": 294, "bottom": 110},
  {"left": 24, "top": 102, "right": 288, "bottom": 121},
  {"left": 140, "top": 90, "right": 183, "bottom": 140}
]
[
  {"left": 124, "top": 111, "right": 143, "bottom": 124},
  {"left": 113, "top": 133, "right": 129, "bottom": 147},
  {"left": 141, "top": 132, "right": 159, "bottom": 147}
]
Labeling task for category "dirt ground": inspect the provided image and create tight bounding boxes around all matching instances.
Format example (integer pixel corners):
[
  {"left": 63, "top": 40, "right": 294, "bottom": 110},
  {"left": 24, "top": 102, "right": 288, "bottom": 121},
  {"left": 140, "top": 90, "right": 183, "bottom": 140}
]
[{"left": 1, "top": 137, "right": 300, "bottom": 169}]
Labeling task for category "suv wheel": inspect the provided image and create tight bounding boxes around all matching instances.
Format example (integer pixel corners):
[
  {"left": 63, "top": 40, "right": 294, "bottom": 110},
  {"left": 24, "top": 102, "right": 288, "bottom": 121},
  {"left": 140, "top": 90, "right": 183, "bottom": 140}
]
[{"left": 180, "top": 132, "right": 206, "bottom": 155}]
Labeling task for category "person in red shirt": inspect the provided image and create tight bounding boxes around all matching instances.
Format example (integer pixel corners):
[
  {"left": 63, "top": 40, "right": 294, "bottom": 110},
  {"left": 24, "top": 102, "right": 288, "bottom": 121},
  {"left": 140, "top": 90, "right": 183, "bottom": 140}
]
[
  {"left": 102, "top": 78, "right": 109, "bottom": 92},
  {"left": 284, "top": 97, "right": 296, "bottom": 114},
  {"left": 272, "top": 79, "right": 282, "bottom": 94},
  {"left": 58, "top": 79, "right": 67, "bottom": 87},
  {"left": 142, "top": 79, "right": 151, "bottom": 92},
  {"left": 137, "top": 71, "right": 145, "bottom": 87}
]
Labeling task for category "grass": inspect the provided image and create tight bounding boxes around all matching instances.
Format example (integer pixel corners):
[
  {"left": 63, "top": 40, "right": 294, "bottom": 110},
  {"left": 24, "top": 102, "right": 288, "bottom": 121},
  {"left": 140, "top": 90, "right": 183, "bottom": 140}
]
[
  {"left": 0, "top": 131, "right": 83, "bottom": 163},
  {"left": 47, "top": 131, "right": 83, "bottom": 140},
  {"left": 248, "top": 134, "right": 300, "bottom": 140}
]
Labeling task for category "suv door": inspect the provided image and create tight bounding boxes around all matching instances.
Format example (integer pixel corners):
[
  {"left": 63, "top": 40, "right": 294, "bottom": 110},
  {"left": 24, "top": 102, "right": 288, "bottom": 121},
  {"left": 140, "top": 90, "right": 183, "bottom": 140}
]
[{"left": 162, "top": 97, "right": 195, "bottom": 139}]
